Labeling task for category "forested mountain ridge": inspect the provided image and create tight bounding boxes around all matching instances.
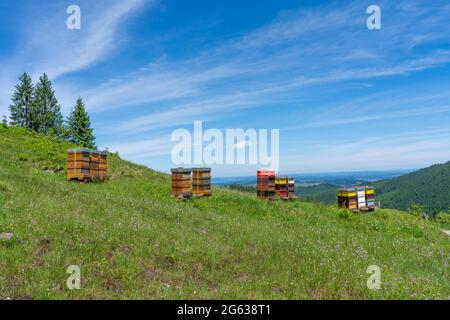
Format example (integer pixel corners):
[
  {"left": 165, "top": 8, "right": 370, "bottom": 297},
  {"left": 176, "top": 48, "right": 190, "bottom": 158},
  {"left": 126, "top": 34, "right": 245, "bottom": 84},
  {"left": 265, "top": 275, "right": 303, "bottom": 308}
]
[
  {"left": 375, "top": 161, "right": 450, "bottom": 214},
  {"left": 297, "top": 162, "right": 450, "bottom": 215}
]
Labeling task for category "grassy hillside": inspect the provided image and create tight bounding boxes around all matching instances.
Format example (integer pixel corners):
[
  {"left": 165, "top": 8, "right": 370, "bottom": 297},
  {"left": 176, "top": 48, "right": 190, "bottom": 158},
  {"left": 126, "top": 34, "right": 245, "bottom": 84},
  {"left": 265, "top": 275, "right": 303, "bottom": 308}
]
[
  {"left": 298, "top": 163, "right": 450, "bottom": 215},
  {"left": 375, "top": 163, "right": 450, "bottom": 214},
  {"left": 0, "top": 126, "right": 449, "bottom": 300},
  {"left": 296, "top": 184, "right": 337, "bottom": 204}
]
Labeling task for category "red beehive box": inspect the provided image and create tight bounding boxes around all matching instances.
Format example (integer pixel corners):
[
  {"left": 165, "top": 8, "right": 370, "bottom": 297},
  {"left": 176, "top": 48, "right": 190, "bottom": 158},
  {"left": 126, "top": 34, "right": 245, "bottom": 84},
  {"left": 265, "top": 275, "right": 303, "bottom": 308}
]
[{"left": 257, "top": 170, "right": 275, "bottom": 200}]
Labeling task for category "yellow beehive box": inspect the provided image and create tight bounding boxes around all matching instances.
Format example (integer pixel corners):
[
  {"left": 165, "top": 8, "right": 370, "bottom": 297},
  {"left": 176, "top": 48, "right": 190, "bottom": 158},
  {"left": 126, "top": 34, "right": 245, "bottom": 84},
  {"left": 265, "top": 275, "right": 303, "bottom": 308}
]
[{"left": 275, "top": 178, "right": 288, "bottom": 185}]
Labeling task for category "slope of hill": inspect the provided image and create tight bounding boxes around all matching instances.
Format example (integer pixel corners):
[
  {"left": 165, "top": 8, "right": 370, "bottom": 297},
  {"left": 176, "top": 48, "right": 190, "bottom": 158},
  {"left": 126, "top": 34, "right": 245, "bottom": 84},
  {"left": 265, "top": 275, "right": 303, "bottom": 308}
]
[
  {"left": 0, "top": 126, "right": 449, "bottom": 299},
  {"left": 298, "top": 163, "right": 450, "bottom": 215},
  {"left": 296, "top": 184, "right": 337, "bottom": 204},
  {"left": 375, "top": 163, "right": 450, "bottom": 214}
]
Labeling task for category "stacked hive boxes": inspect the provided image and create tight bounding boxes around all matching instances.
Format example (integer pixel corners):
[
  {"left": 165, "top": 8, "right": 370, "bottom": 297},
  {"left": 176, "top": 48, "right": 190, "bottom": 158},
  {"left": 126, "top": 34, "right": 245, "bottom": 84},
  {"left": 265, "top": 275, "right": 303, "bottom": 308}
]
[
  {"left": 257, "top": 170, "right": 275, "bottom": 200},
  {"left": 171, "top": 168, "right": 193, "bottom": 198},
  {"left": 338, "top": 186, "right": 376, "bottom": 211},
  {"left": 338, "top": 188, "right": 357, "bottom": 211},
  {"left": 356, "top": 187, "right": 368, "bottom": 210},
  {"left": 192, "top": 168, "right": 212, "bottom": 196},
  {"left": 288, "top": 177, "right": 296, "bottom": 199},
  {"left": 275, "top": 176, "right": 297, "bottom": 200},
  {"left": 366, "top": 187, "right": 376, "bottom": 209},
  {"left": 275, "top": 176, "right": 289, "bottom": 199},
  {"left": 67, "top": 149, "right": 108, "bottom": 181}
]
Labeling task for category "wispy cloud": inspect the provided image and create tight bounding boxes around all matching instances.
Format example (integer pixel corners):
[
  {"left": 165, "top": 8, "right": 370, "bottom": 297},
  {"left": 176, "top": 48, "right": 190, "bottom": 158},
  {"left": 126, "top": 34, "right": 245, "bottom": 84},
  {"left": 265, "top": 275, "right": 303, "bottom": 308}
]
[
  {"left": 0, "top": 0, "right": 148, "bottom": 114},
  {"left": 2, "top": 0, "right": 450, "bottom": 175},
  {"left": 282, "top": 128, "right": 450, "bottom": 172},
  {"left": 80, "top": 0, "right": 450, "bottom": 136},
  {"left": 108, "top": 134, "right": 171, "bottom": 160},
  {"left": 22, "top": 0, "right": 147, "bottom": 79}
]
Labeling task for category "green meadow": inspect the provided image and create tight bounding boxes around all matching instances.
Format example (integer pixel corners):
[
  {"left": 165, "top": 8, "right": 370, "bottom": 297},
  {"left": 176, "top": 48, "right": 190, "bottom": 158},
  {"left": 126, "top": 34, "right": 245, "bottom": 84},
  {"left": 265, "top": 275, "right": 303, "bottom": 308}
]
[{"left": 0, "top": 126, "right": 449, "bottom": 299}]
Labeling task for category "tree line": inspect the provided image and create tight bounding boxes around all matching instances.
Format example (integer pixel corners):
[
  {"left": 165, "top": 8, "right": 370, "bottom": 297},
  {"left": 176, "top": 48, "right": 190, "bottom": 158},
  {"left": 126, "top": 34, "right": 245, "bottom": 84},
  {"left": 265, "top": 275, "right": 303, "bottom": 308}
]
[{"left": 7, "top": 72, "right": 96, "bottom": 149}]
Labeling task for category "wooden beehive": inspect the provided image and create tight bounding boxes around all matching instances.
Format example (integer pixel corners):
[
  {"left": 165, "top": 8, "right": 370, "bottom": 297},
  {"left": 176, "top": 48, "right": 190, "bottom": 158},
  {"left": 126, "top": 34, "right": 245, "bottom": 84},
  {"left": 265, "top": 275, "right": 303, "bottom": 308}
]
[
  {"left": 275, "top": 176, "right": 289, "bottom": 199},
  {"left": 338, "top": 186, "right": 376, "bottom": 212},
  {"left": 171, "top": 168, "right": 192, "bottom": 198},
  {"left": 67, "top": 149, "right": 108, "bottom": 182},
  {"left": 192, "top": 168, "right": 212, "bottom": 197},
  {"left": 365, "top": 187, "right": 376, "bottom": 210},
  {"left": 288, "top": 177, "right": 296, "bottom": 199},
  {"left": 338, "top": 188, "right": 358, "bottom": 211},
  {"left": 257, "top": 170, "right": 275, "bottom": 200},
  {"left": 275, "top": 176, "right": 297, "bottom": 200}
]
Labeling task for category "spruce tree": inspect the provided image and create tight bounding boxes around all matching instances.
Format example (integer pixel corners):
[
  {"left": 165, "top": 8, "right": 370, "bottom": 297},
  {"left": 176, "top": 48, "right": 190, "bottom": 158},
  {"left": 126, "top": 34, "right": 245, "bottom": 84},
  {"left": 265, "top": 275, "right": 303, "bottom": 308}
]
[
  {"left": 30, "top": 74, "right": 63, "bottom": 135},
  {"left": 9, "top": 73, "right": 34, "bottom": 128},
  {"left": 2, "top": 116, "right": 8, "bottom": 128},
  {"left": 67, "top": 97, "right": 96, "bottom": 149}
]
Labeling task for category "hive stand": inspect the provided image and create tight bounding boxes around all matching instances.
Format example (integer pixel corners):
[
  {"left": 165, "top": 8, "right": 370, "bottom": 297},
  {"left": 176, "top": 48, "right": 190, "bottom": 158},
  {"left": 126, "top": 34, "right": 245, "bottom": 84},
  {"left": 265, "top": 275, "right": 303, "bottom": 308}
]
[
  {"left": 257, "top": 170, "right": 276, "bottom": 200},
  {"left": 171, "top": 168, "right": 193, "bottom": 200},
  {"left": 192, "top": 168, "right": 212, "bottom": 197},
  {"left": 338, "top": 186, "right": 376, "bottom": 212},
  {"left": 67, "top": 149, "right": 109, "bottom": 183}
]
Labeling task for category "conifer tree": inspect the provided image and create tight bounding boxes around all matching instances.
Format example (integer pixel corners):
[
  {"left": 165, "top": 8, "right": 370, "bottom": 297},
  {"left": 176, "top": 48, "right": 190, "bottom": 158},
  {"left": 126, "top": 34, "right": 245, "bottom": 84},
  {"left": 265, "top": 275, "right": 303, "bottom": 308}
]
[
  {"left": 2, "top": 116, "right": 8, "bottom": 128},
  {"left": 9, "top": 73, "right": 34, "bottom": 128},
  {"left": 30, "top": 74, "right": 63, "bottom": 135},
  {"left": 67, "top": 97, "right": 96, "bottom": 149}
]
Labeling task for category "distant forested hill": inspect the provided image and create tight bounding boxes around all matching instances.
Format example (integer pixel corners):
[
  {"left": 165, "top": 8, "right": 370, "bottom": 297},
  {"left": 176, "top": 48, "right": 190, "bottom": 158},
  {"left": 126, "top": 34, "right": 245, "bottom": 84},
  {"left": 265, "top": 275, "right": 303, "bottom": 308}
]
[
  {"left": 296, "top": 183, "right": 337, "bottom": 204},
  {"left": 298, "top": 162, "right": 450, "bottom": 214},
  {"left": 375, "top": 161, "right": 450, "bottom": 214}
]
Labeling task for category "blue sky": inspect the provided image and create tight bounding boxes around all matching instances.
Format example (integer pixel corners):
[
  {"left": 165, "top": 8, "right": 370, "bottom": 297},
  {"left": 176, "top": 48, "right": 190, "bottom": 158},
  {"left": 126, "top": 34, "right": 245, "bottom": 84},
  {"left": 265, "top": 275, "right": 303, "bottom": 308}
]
[{"left": 1, "top": 0, "right": 450, "bottom": 176}]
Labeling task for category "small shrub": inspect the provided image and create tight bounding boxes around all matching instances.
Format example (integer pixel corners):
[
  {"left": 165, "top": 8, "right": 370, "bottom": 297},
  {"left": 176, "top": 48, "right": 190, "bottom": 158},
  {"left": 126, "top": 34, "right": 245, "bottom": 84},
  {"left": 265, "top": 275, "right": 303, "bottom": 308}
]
[
  {"left": 435, "top": 213, "right": 450, "bottom": 228},
  {"left": 0, "top": 182, "right": 11, "bottom": 193},
  {"left": 368, "top": 222, "right": 380, "bottom": 231},
  {"left": 18, "top": 153, "right": 29, "bottom": 161},
  {"left": 337, "top": 209, "right": 354, "bottom": 220},
  {"left": 375, "top": 210, "right": 388, "bottom": 219},
  {"left": 408, "top": 204, "right": 422, "bottom": 217},
  {"left": 2, "top": 116, "right": 8, "bottom": 128}
]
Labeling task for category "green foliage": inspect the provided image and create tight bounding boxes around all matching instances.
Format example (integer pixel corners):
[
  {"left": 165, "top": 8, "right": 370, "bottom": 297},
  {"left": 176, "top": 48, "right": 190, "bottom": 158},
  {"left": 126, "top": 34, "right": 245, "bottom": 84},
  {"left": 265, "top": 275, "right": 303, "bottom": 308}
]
[
  {"left": 408, "top": 204, "right": 424, "bottom": 217},
  {"left": 228, "top": 183, "right": 256, "bottom": 193},
  {"left": 337, "top": 209, "right": 354, "bottom": 220},
  {"left": 296, "top": 183, "right": 337, "bottom": 204},
  {"left": 9, "top": 73, "right": 34, "bottom": 128},
  {"left": 375, "top": 162, "right": 450, "bottom": 214},
  {"left": 29, "top": 74, "right": 63, "bottom": 136},
  {"left": 298, "top": 163, "right": 450, "bottom": 215},
  {"left": 66, "top": 97, "right": 96, "bottom": 149},
  {"left": 435, "top": 212, "right": 450, "bottom": 228},
  {"left": 7, "top": 73, "right": 95, "bottom": 148},
  {"left": 0, "top": 182, "right": 11, "bottom": 193},
  {"left": 2, "top": 116, "right": 8, "bottom": 128},
  {"left": 18, "top": 153, "right": 29, "bottom": 161},
  {"left": 0, "top": 128, "right": 449, "bottom": 299}
]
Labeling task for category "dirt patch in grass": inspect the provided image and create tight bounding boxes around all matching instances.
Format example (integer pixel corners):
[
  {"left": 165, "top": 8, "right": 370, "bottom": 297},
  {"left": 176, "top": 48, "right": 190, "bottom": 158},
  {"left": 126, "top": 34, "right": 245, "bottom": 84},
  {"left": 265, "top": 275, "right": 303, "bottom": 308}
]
[
  {"left": 104, "top": 276, "right": 125, "bottom": 293},
  {"left": 155, "top": 255, "right": 176, "bottom": 269},
  {"left": 32, "top": 237, "right": 51, "bottom": 266},
  {"left": 0, "top": 182, "right": 11, "bottom": 193},
  {"left": 142, "top": 267, "right": 165, "bottom": 282}
]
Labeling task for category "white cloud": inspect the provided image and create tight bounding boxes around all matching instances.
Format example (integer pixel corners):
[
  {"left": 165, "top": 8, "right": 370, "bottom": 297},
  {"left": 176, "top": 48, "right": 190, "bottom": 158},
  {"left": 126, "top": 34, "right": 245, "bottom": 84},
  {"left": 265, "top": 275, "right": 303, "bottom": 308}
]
[
  {"left": 3, "top": 0, "right": 450, "bottom": 175},
  {"left": 33, "top": 0, "right": 147, "bottom": 80},
  {"left": 76, "top": 0, "right": 450, "bottom": 136},
  {"left": 281, "top": 128, "right": 450, "bottom": 173},
  {"left": 108, "top": 135, "right": 172, "bottom": 159},
  {"left": 235, "top": 140, "right": 252, "bottom": 150},
  {"left": 0, "top": 0, "right": 149, "bottom": 116}
]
